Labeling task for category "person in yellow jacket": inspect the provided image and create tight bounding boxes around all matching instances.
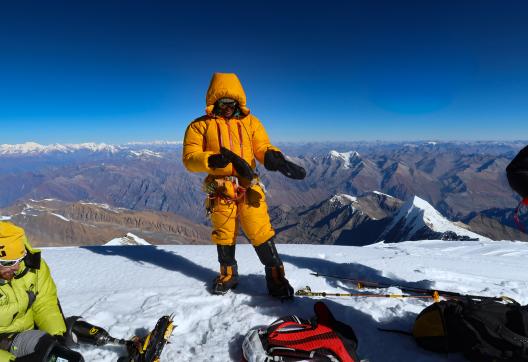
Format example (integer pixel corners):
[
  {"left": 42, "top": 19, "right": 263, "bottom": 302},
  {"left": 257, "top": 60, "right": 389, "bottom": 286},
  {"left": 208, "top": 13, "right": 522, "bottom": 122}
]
[
  {"left": 0, "top": 221, "right": 128, "bottom": 362},
  {"left": 0, "top": 221, "right": 85, "bottom": 361},
  {"left": 183, "top": 73, "right": 306, "bottom": 298}
]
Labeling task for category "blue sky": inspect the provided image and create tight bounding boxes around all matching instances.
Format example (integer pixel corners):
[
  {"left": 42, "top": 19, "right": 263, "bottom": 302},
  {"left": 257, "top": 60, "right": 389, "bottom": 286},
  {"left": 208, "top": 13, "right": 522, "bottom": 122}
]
[{"left": 0, "top": 0, "right": 527, "bottom": 144}]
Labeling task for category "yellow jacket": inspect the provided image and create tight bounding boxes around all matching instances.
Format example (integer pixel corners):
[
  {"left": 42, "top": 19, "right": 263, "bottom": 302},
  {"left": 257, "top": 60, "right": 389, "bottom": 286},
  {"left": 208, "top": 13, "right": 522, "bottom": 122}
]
[
  {"left": 0, "top": 237, "right": 66, "bottom": 361},
  {"left": 183, "top": 73, "right": 280, "bottom": 176}
]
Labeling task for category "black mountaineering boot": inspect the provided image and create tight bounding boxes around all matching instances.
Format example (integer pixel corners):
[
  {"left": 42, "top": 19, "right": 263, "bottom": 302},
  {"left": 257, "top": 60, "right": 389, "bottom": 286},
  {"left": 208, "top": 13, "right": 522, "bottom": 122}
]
[
  {"left": 254, "top": 238, "right": 294, "bottom": 299},
  {"left": 212, "top": 245, "right": 239, "bottom": 295}
]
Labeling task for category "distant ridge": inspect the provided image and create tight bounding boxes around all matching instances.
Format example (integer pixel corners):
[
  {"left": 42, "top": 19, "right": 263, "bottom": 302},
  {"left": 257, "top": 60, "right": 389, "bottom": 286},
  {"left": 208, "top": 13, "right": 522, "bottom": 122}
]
[{"left": 0, "top": 141, "right": 182, "bottom": 155}]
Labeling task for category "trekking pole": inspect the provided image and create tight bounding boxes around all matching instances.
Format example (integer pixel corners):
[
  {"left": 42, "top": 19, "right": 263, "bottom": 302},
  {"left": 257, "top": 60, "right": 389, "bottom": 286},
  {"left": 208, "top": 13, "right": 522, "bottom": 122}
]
[
  {"left": 310, "top": 272, "right": 514, "bottom": 303},
  {"left": 296, "top": 286, "right": 439, "bottom": 300}
]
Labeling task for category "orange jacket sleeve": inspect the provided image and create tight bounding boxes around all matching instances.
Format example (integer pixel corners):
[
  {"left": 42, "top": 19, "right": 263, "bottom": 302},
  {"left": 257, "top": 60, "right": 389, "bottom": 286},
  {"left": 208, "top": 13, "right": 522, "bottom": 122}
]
[{"left": 182, "top": 120, "right": 215, "bottom": 173}]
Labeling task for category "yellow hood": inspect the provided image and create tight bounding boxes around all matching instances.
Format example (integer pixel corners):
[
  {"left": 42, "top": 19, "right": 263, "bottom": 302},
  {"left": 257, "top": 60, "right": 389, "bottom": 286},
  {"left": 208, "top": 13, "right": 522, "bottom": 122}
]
[{"left": 205, "top": 73, "right": 250, "bottom": 116}]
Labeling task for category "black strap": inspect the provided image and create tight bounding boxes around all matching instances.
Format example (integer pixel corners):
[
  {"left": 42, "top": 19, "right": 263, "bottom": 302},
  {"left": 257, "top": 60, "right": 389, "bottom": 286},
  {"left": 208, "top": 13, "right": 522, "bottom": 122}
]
[
  {"left": 23, "top": 250, "right": 41, "bottom": 269},
  {"left": 266, "top": 315, "right": 311, "bottom": 335},
  {"left": 377, "top": 327, "right": 413, "bottom": 336},
  {"left": 14, "top": 249, "right": 41, "bottom": 280},
  {"left": 462, "top": 311, "right": 528, "bottom": 360},
  {"left": 269, "top": 346, "right": 334, "bottom": 361}
]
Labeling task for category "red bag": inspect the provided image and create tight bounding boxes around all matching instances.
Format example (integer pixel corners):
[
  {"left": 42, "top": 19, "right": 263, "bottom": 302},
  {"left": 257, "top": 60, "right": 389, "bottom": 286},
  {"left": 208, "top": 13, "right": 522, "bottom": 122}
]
[{"left": 242, "top": 302, "right": 359, "bottom": 361}]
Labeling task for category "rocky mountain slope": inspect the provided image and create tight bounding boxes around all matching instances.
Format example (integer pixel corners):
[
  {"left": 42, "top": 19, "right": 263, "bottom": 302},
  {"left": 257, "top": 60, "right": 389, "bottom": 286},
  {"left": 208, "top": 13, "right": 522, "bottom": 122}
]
[
  {"left": 271, "top": 191, "right": 527, "bottom": 244},
  {"left": 0, "top": 199, "right": 211, "bottom": 246}
]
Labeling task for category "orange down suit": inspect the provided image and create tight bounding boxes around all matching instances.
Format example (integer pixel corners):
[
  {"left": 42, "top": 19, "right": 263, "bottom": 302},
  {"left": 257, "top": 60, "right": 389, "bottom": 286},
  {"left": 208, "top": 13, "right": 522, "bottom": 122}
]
[{"left": 182, "top": 73, "right": 280, "bottom": 246}]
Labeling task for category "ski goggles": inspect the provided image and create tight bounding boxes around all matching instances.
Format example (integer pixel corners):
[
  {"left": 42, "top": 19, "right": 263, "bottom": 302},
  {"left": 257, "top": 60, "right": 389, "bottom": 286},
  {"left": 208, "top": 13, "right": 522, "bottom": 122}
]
[
  {"left": 217, "top": 99, "right": 237, "bottom": 108},
  {"left": 514, "top": 198, "right": 528, "bottom": 232},
  {"left": 0, "top": 251, "right": 27, "bottom": 267}
]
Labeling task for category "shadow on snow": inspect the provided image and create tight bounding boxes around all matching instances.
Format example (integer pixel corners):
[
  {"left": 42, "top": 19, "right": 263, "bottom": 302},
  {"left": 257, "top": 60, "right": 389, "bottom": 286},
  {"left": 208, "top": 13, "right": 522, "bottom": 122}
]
[{"left": 79, "top": 245, "right": 456, "bottom": 361}]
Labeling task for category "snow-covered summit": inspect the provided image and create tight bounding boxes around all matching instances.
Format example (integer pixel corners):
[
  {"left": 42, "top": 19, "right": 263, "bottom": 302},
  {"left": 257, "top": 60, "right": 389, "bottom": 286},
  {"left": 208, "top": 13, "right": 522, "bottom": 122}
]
[
  {"left": 105, "top": 233, "right": 151, "bottom": 246},
  {"left": 129, "top": 150, "right": 162, "bottom": 158},
  {"left": 330, "top": 193, "right": 358, "bottom": 206},
  {"left": 328, "top": 150, "right": 361, "bottom": 169},
  {"left": 379, "top": 196, "right": 487, "bottom": 242}
]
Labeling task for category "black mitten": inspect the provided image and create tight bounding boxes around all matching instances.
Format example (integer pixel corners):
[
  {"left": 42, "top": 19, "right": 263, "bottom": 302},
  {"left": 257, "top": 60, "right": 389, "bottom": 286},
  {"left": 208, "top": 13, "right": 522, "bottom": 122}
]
[
  {"left": 264, "top": 150, "right": 285, "bottom": 171},
  {"left": 220, "top": 147, "right": 255, "bottom": 181},
  {"left": 208, "top": 153, "right": 231, "bottom": 169},
  {"left": 264, "top": 150, "right": 306, "bottom": 180}
]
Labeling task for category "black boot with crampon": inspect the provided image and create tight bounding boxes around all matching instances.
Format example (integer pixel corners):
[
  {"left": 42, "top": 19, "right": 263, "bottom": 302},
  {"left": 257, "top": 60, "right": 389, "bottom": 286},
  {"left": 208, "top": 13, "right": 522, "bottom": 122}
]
[
  {"left": 255, "top": 238, "right": 294, "bottom": 300},
  {"left": 65, "top": 315, "right": 174, "bottom": 362},
  {"left": 212, "top": 245, "right": 239, "bottom": 295},
  {"left": 121, "top": 315, "right": 175, "bottom": 362}
]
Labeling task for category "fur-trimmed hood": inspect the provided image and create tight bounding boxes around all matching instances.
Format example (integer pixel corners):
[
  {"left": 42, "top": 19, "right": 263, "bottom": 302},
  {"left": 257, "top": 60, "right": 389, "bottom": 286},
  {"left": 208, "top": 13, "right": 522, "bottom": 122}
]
[{"left": 205, "top": 73, "right": 250, "bottom": 116}]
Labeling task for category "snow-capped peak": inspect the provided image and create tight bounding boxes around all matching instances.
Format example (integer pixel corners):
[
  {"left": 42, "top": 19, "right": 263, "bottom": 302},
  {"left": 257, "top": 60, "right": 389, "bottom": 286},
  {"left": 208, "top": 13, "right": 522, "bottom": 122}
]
[
  {"left": 328, "top": 150, "right": 361, "bottom": 169},
  {"left": 104, "top": 233, "right": 151, "bottom": 246},
  {"left": 372, "top": 191, "right": 395, "bottom": 198},
  {"left": 399, "top": 196, "right": 463, "bottom": 233},
  {"left": 330, "top": 193, "right": 358, "bottom": 206},
  {"left": 0, "top": 142, "right": 120, "bottom": 155},
  {"left": 380, "top": 196, "right": 487, "bottom": 242},
  {"left": 129, "top": 150, "right": 162, "bottom": 158},
  {"left": 126, "top": 140, "right": 182, "bottom": 146}
]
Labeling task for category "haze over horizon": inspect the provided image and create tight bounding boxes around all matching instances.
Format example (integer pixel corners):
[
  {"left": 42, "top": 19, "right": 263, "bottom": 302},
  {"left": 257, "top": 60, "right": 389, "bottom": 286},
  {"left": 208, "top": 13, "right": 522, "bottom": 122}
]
[{"left": 1, "top": 0, "right": 527, "bottom": 144}]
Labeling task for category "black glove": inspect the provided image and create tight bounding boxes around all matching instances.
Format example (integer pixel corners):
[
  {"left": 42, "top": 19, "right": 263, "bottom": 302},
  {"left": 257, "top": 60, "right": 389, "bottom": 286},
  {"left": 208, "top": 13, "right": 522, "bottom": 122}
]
[
  {"left": 264, "top": 150, "right": 306, "bottom": 180},
  {"left": 208, "top": 153, "right": 231, "bottom": 169},
  {"left": 220, "top": 147, "right": 256, "bottom": 181}
]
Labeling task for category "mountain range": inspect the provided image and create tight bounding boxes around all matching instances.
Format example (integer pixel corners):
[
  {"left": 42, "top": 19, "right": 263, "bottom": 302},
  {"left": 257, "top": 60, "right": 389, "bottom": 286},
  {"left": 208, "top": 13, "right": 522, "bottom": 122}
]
[{"left": 1, "top": 140, "right": 526, "bottom": 245}]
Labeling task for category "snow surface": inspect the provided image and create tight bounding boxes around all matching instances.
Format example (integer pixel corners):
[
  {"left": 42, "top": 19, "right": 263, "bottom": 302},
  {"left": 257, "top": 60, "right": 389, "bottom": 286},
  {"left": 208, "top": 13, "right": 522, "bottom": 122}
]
[
  {"left": 372, "top": 191, "right": 395, "bottom": 199},
  {"left": 51, "top": 213, "right": 70, "bottom": 222},
  {"left": 80, "top": 202, "right": 124, "bottom": 213},
  {"left": 43, "top": 239, "right": 528, "bottom": 361}
]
